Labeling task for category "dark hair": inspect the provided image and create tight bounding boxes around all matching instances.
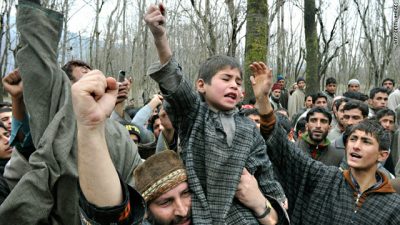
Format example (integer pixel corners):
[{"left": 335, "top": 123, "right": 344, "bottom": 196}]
[
  {"left": 334, "top": 97, "right": 349, "bottom": 110},
  {"left": 348, "top": 119, "right": 391, "bottom": 151},
  {"left": 198, "top": 55, "right": 242, "bottom": 84},
  {"left": 325, "top": 77, "right": 337, "bottom": 86},
  {"left": 343, "top": 91, "right": 369, "bottom": 102},
  {"left": 304, "top": 94, "right": 313, "bottom": 102},
  {"left": 62, "top": 60, "right": 92, "bottom": 81},
  {"left": 242, "top": 108, "right": 259, "bottom": 117},
  {"left": 275, "top": 108, "right": 289, "bottom": 117},
  {"left": 381, "top": 78, "right": 395, "bottom": 87},
  {"left": 306, "top": 107, "right": 332, "bottom": 124},
  {"left": 0, "top": 107, "right": 12, "bottom": 114},
  {"left": 369, "top": 87, "right": 389, "bottom": 99},
  {"left": 333, "top": 97, "right": 349, "bottom": 111},
  {"left": 147, "top": 114, "right": 160, "bottom": 133},
  {"left": 295, "top": 117, "right": 307, "bottom": 138},
  {"left": 375, "top": 108, "right": 396, "bottom": 121},
  {"left": 312, "top": 92, "right": 328, "bottom": 104},
  {"left": 343, "top": 100, "right": 369, "bottom": 118},
  {"left": 0, "top": 102, "right": 11, "bottom": 108}
]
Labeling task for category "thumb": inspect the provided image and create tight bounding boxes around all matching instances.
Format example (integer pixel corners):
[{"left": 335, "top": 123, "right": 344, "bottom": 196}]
[
  {"left": 242, "top": 168, "right": 250, "bottom": 175},
  {"left": 106, "top": 77, "right": 118, "bottom": 91},
  {"left": 250, "top": 76, "right": 256, "bottom": 86}
]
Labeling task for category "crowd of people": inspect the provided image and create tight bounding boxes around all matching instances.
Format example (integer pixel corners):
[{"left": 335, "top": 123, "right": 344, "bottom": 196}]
[{"left": 1, "top": 1, "right": 400, "bottom": 224}]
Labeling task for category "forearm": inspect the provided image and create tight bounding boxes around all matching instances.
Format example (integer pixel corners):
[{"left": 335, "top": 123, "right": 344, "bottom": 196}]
[
  {"left": 257, "top": 95, "right": 274, "bottom": 115},
  {"left": 154, "top": 34, "right": 172, "bottom": 65},
  {"left": 78, "top": 124, "right": 123, "bottom": 207},
  {"left": 114, "top": 101, "right": 125, "bottom": 118}
]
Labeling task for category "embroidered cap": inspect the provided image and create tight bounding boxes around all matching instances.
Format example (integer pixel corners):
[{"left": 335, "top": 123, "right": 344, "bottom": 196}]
[{"left": 134, "top": 150, "right": 187, "bottom": 202}]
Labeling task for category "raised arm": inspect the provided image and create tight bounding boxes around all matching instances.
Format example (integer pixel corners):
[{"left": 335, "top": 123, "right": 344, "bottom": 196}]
[
  {"left": 144, "top": 3, "right": 172, "bottom": 64},
  {"left": 251, "top": 62, "right": 334, "bottom": 212},
  {"left": 72, "top": 70, "right": 122, "bottom": 207},
  {"left": 145, "top": 4, "right": 200, "bottom": 133},
  {"left": 2, "top": 69, "right": 34, "bottom": 160}
]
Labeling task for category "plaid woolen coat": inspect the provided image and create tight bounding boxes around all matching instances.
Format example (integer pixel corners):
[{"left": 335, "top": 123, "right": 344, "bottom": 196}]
[
  {"left": 262, "top": 115, "right": 400, "bottom": 225},
  {"left": 149, "top": 58, "right": 287, "bottom": 224}
]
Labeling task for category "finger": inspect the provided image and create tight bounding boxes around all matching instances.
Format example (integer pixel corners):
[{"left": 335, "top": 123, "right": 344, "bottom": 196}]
[
  {"left": 242, "top": 168, "right": 250, "bottom": 175},
  {"left": 159, "top": 3, "right": 166, "bottom": 16},
  {"left": 106, "top": 77, "right": 118, "bottom": 91},
  {"left": 250, "top": 76, "right": 256, "bottom": 86}
]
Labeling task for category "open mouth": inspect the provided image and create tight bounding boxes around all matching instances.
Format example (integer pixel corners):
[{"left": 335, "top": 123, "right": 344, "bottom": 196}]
[
  {"left": 350, "top": 152, "right": 362, "bottom": 159},
  {"left": 224, "top": 93, "right": 237, "bottom": 100}
]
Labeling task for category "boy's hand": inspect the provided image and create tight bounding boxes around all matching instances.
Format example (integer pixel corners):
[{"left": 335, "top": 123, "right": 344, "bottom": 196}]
[{"left": 144, "top": 3, "right": 166, "bottom": 39}]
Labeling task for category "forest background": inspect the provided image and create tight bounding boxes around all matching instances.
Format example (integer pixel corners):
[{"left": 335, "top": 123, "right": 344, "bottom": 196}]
[{"left": 1, "top": 0, "right": 399, "bottom": 104}]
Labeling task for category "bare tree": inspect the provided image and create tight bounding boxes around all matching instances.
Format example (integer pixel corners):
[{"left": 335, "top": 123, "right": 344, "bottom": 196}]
[
  {"left": 304, "top": 0, "right": 319, "bottom": 95},
  {"left": 244, "top": 0, "right": 269, "bottom": 100},
  {"left": 353, "top": 0, "right": 394, "bottom": 87}
]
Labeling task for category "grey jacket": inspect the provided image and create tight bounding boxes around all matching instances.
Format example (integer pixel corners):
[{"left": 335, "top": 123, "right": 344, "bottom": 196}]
[{"left": 0, "top": 2, "right": 142, "bottom": 224}]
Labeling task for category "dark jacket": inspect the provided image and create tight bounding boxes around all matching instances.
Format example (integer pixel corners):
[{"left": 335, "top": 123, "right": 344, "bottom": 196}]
[
  {"left": 261, "top": 116, "right": 400, "bottom": 225},
  {"left": 295, "top": 134, "right": 344, "bottom": 166}
]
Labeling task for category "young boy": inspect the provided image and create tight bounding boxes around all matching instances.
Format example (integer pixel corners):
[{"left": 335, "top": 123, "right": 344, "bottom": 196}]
[
  {"left": 250, "top": 62, "right": 400, "bottom": 224},
  {"left": 145, "top": 4, "right": 287, "bottom": 224}
]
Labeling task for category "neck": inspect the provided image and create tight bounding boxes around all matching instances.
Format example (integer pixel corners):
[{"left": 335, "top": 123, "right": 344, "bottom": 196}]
[{"left": 350, "top": 167, "right": 377, "bottom": 193}]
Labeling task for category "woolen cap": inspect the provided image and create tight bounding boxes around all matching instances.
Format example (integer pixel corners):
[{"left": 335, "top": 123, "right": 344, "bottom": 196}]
[
  {"left": 272, "top": 83, "right": 282, "bottom": 91},
  {"left": 134, "top": 150, "right": 187, "bottom": 202}
]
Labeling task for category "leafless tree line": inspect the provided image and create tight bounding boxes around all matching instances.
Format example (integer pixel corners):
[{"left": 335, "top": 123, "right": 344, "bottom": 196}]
[{"left": 1, "top": 0, "right": 399, "bottom": 103}]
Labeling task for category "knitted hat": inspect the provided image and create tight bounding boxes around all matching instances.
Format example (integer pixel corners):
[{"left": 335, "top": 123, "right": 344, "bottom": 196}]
[
  {"left": 348, "top": 79, "right": 360, "bottom": 86},
  {"left": 277, "top": 74, "right": 284, "bottom": 81},
  {"left": 134, "top": 150, "right": 187, "bottom": 202},
  {"left": 271, "top": 83, "right": 282, "bottom": 91},
  {"left": 296, "top": 77, "right": 305, "bottom": 83}
]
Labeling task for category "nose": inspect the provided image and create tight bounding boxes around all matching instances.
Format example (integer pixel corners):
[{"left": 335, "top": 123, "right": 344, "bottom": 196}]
[{"left": 174, "top": 198, "right": 188, "bottom": 217}]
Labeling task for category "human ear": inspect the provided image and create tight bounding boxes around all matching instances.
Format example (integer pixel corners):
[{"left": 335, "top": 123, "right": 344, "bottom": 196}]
[
  {"left": 378, "top": 150, "right": 389, "bottom": 163},
  {"left": 196, "top": 79, "right": 206, "bottom": 94}
]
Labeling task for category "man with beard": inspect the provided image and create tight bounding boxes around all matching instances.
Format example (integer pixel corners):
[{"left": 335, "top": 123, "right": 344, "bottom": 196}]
[
  {"left": 269, "top": 83, "right": 282, "bottom": 110},
  {"left": 295, "top": 107, "right": 344, "bottom": 166}
]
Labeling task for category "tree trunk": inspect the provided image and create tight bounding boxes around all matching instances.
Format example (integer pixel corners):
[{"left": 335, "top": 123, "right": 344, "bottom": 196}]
[
  {"left": 244, "top": 0, "right": 268, "bottom": 101},
  {"left": 304, "top": 0, "right": 319, "bottom": 95},
  {"left": 60, "top": 0, "right": 69, "bottom": 66}
]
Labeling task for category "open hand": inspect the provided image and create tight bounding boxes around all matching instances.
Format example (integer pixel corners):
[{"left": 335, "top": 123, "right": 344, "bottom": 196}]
[{"left": 249, "top": 62, "right": 273, "bottom": 100}]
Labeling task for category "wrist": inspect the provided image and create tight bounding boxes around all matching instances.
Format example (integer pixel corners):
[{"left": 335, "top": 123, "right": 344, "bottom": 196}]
[{"left": 253, "top": 199, "right": 272, "bottom": 219}]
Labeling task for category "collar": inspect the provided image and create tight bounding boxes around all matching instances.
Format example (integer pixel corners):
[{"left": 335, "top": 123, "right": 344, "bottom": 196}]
[
  {"left": 302, "top": 132, "right": 330, "bottom": 147},
  {"left": 343, "top": 169, "right": 396, "bottom": 194},
  {"left": 208, "top": 105, "right": 238, "bottom": 116}
]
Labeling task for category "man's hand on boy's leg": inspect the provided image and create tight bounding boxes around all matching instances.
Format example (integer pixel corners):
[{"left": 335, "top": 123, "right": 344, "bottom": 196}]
[
  {"left": 250, "top": 62, "right": 273, "bottom": 114},
  {"left": 144, "top": 3, "right": 172, "bottom": 64}
]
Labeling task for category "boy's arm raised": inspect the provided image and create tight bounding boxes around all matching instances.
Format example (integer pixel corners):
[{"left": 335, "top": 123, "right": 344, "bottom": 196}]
[{"left": 144, "top": 4, "right": 172, "bottom": 65}]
